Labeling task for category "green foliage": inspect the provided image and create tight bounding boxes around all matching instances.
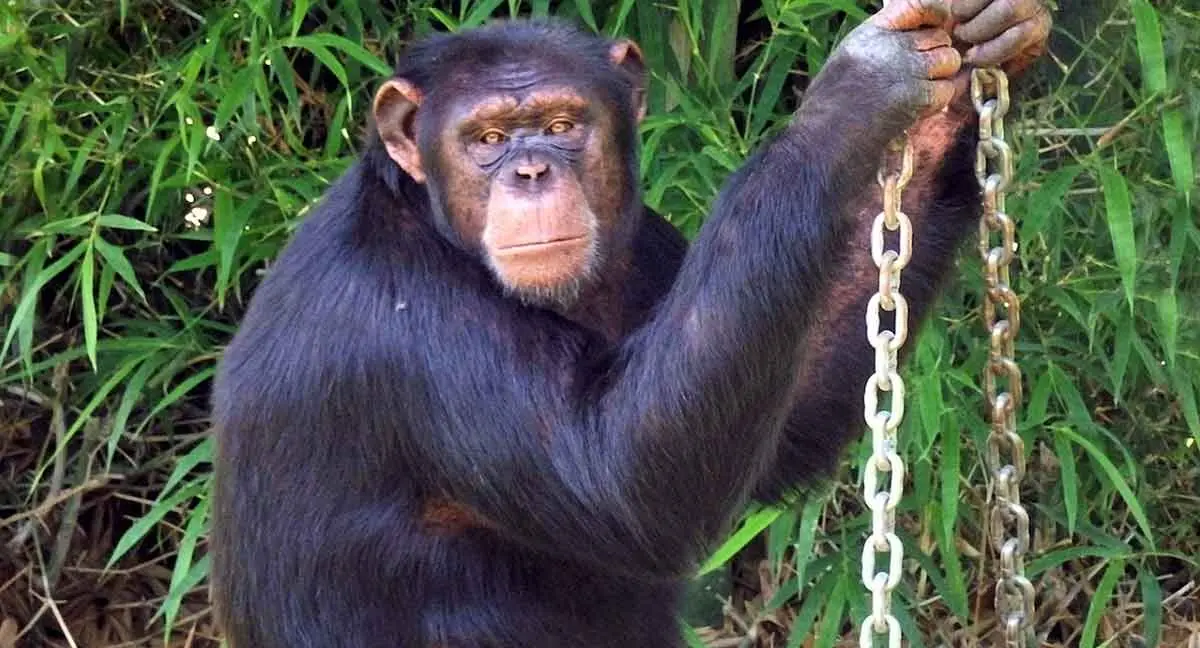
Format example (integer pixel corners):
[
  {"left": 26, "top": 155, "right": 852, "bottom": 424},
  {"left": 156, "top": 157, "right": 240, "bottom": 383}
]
[{"left": 1, "top": 0, "right": 1197, "bottom": 646}]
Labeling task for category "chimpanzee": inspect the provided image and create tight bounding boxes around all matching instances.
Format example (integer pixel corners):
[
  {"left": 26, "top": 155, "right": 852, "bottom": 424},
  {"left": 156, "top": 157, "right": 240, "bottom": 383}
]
[{"left": 209, "top": 1, "right": 1051, "bottom": 646}]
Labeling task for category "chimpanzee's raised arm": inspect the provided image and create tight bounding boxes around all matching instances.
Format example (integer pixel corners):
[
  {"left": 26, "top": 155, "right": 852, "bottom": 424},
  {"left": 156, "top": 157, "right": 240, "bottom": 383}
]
[{"left": 753, "top": 0, "right": 1054, "bottom": 500}]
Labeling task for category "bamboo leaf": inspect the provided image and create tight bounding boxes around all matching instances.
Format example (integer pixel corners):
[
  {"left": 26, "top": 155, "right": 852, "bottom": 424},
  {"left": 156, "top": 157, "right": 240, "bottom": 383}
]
[
  {"left": 1139, "top": 567, "right": 1163, "bottom": 648},
  {"left": 2, "top": 242, "right": 87, "bottom": 362},
  {"left": 698, "top": 506, "right": 782, "bottom": 575},
  {"left": 1081, "top": 558, "right": 1125, "bottom": 648},
  {"left": 1053, "top": 432, "right": 1079, "bottom": 534},
  {"left": 1057, "top": 427, "right": 1154, "bottom": 549},
  {"left": 97, "top": 214, "right": 159, "bottom": 232},
  {"left": 1097, "top": 164, "right": 1137, "bottom": 311},
  {"left": 93, "top": 236, "right": 148, "bottom": 301},
  {"left": 158, "top": 497, "right": 210, "bottom": 633},
  {"left": 107, "top": 480, "right": 204, "bottom": 567},
  {"left": 1129, "top": 0, "right": 1167, "bottom": 95},
  {"left": 1161, "top": 109, "right": 1194, "bottom": 202},
  {"left": 80, "top": 240, "right": 99, "bottom": 369}
]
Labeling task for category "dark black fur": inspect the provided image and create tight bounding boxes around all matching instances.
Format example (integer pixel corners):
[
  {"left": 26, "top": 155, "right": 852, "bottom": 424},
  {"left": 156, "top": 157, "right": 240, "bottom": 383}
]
[{"left": 210, "top": 19, "right": 981, "bottom": 648}]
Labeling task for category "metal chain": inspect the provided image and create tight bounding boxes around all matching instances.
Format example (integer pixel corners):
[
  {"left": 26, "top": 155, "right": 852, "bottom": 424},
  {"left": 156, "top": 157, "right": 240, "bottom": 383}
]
[
  {"left": 859, "top": 133, "right": 914, "bottom": 648},
  {"left": 972, "top": 66, "right": 1036, "bottom": 648}
]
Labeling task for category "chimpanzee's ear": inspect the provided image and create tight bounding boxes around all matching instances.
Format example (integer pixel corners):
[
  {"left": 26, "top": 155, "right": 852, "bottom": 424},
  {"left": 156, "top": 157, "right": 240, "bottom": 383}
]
[
  {"left": 609, "top": 39, "right": 647, "bottom": 123},
  {"left": 373, "top": 78, "right": 426, "bottom": 184}
]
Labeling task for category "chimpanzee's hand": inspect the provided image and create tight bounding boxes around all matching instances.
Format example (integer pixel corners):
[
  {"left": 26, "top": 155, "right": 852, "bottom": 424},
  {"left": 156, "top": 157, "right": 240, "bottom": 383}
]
[
  {"left": 949, "top": 0, "right": 1052, "bottom": 76},
  {"left": 799, "top": 0, "right": 961, "bottom": 145}
]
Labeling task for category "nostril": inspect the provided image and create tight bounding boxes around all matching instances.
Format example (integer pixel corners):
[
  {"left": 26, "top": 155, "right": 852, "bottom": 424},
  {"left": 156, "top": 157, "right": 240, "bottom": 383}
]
[{"left": 515, "top": 162, "right": 549, "bottom": 180}]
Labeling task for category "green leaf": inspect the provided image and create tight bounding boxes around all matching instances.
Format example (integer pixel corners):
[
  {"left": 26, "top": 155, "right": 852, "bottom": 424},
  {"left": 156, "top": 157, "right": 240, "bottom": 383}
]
[
  {"left": 1097, "top": 164, "right": 1137, "bottom": 311},
  {"left": 1027, "top": 544, "right": 1129, "bottom": 576},
  {"left": 80, "top": 241, "right": 99, "bottom": 369},
  {"left": 62, "top": 122, "right": 105, "bottom": 201},
  {"left": 785, "top": 570, "right": 839, "bottom": 648},
  {"left": 1129, "top": 0, "right": 1167, "bottom": 95},
  {"left": 700, "top": 504, "right": 782, "bottom": 573},
  {"left": 108, "top": 355, "right": 163, "bottom": 466},
  {"left": 161, "top": 438, "right": 215, "bottom": 499},
  {"left": 159, "top": 497, "right": 210, "bottom": 631},
  {"left": 461, "top": 0, "right": 506, "bottom": 28},
  {"left": 213, "top": 192, "right": 261, "bottom": 307},
  {"left": 107, "top": 479, "right": 204, "bottom": 567},
  {"left": 139, "top": 366, "right": 218, "bottom": 431},
  {"left": 1175, "top": 368, "right": 1200, "bottom": 449},
  {"left": 215, "top": 66, "right": 259, "bottom": 129},
  {"left": 572, "top": 0, "right": 598, "bottom": 31},
  {"left": 791, "top": 495, "right": 824, "bottom": 594},
  {"left": 1154, "top": 288, "right": 1178, "bottom": 368},
  {"left": 1021, "top": 165, "right": 1081, "bottom": 238},
  {"left": 93, "top": 236, "right": 147, "bottom": 301},
  {"left": 679, "top": 622, "right": 707, "bottom": 648},
  {"left": 1056, "top": 427, "right": 1154, "bottom": 549},
  {"left": 146, "top": 137, "right": 180, "bottom": 221},
  {"left": 167, "top": 250, "right": 220, "bottom": 274},
  {"left": 1139, "top": 567, "right": 1163, "bottom": 648},
  {"left": 1109, "top": 316, "right": 1134, "bottom": 401},
  {"left": 1081, "top": 558, "right": 1125, "bottom": 648},
  {"left": 748, "top": 43, "right": 796, "bottom": 139},
  {"left": 814, "top": 575, "right": 847, "bottom": 648},
  {"left": 267, "top": 48, "right": 300, "bottom": 117},
  {"left": 36, "top": 213, "right": 99, "bottom": 235},
  {"left": 291, "top": 0, "right": 312, "bottom": 37},
  {"left": 2, "top": 242, "right": 87, "bottom": 362},
  {"left": 697, "top": 506, "right": 782, "bottom": 575},
  {"left": 161, "top": 554, "right": 210, "bottom": 639},
  {"left": 1161, "top": 109, "right": 1194, "bottom": 202},
  {"left": 1052, "top": 432, "right": 1079, "bottom": 534}
]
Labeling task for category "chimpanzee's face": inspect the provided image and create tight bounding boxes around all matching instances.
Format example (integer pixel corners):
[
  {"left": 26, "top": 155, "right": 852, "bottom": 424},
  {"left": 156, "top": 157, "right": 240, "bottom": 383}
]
[{"left": 372, "top": 41, "right": 646, "bottom": 309}]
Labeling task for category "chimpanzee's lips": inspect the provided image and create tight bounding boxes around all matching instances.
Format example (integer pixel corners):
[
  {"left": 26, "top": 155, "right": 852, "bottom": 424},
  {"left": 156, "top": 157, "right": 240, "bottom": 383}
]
[{"left": 494, "top": 235, "right": 587, "bottom": 252}]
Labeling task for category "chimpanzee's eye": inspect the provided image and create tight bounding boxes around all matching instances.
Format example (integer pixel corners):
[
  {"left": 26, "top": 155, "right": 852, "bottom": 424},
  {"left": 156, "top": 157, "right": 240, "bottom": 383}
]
[
  {"left": 546, "top": 119, "right": 574, "bottom": 135},
  {"left": 480, "top": 129, "right": 507, "bottom": 145}
]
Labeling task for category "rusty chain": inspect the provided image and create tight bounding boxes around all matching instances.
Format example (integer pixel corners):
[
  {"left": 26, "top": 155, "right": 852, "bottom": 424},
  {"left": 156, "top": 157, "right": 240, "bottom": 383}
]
[
  {"left": 858, "top": 131, "right": 914, "bottom": 648},
  {"left": 973, "top": 66, "right": 1036, "bottom": 648},
  {"left": 857, "top": 3, "right": 1036, "bottom": 645},
  {"left": 856, "top": 5, "right": 914, "bottom": 647}
]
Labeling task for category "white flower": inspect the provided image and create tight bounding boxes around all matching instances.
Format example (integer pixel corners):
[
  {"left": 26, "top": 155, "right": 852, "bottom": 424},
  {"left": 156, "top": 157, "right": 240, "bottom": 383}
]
[{"left": 184, "top": 206, "right": 210, "bottom": 229}]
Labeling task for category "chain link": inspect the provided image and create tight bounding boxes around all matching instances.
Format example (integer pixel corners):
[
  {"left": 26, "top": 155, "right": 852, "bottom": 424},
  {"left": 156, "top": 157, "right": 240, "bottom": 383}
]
[
  {"left": 973, "top": 66, "right": 1036, "bottom": 648},
  {"left": 859, "top": 132, "right": 913, "bottom": 648}
]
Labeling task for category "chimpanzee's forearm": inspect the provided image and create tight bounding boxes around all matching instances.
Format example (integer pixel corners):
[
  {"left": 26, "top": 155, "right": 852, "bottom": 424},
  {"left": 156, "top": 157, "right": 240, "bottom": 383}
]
[{"left": 752, "top": 104, "right": 984, "bottom": 502}]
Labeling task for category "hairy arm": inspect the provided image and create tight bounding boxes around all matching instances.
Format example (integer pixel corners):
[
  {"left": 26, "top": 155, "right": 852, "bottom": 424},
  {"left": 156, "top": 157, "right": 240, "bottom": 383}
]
[
  {"left": 751, "top": 0, "right": 1053, "bottom": 500},
  {"left": 753, "top": 101, "right": 983, "bottom": 501}
]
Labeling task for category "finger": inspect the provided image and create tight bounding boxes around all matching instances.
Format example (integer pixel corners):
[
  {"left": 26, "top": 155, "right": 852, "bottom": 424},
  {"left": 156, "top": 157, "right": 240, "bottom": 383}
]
[
  {"left": 1002, "top": 41, "right": 1048, "bottom": 75},
  {"left": 920, "top": 79, "right": 959, "bottom": 116},
  {"left": 951, "top": 0, "right": 992, "bottom": 22},
  {"left": 872, "top": 0, "right": 951, "bottom": 31},
  {"left": 955, "top": 0, "right": 1044, "bottom": 44},
  {"left": 964, "top": 15, "right": 1050, "bottom": 67},
  {"left": 911, "top": 27, "right": 953, "bottom": 52},
  {"left": 924, "top": 45, "right": 963, "bottom": 80}
]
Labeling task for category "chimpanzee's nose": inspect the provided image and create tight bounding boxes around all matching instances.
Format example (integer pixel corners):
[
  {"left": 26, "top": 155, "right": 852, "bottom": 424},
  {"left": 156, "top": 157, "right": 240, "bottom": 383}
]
[{"left": 515, "top": 162, "right": 549, "bottom": 180}]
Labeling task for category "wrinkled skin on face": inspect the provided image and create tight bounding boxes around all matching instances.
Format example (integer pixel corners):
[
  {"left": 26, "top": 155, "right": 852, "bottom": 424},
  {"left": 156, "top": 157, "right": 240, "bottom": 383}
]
[{"left": 373, "top": 43, "right": 645, "bottom": 308}]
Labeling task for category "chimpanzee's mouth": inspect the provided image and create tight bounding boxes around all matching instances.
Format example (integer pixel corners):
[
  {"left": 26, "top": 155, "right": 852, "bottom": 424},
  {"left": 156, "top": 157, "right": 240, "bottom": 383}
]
[{"left": 494, "top": 235, "right": 588, "bottom": 252}]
